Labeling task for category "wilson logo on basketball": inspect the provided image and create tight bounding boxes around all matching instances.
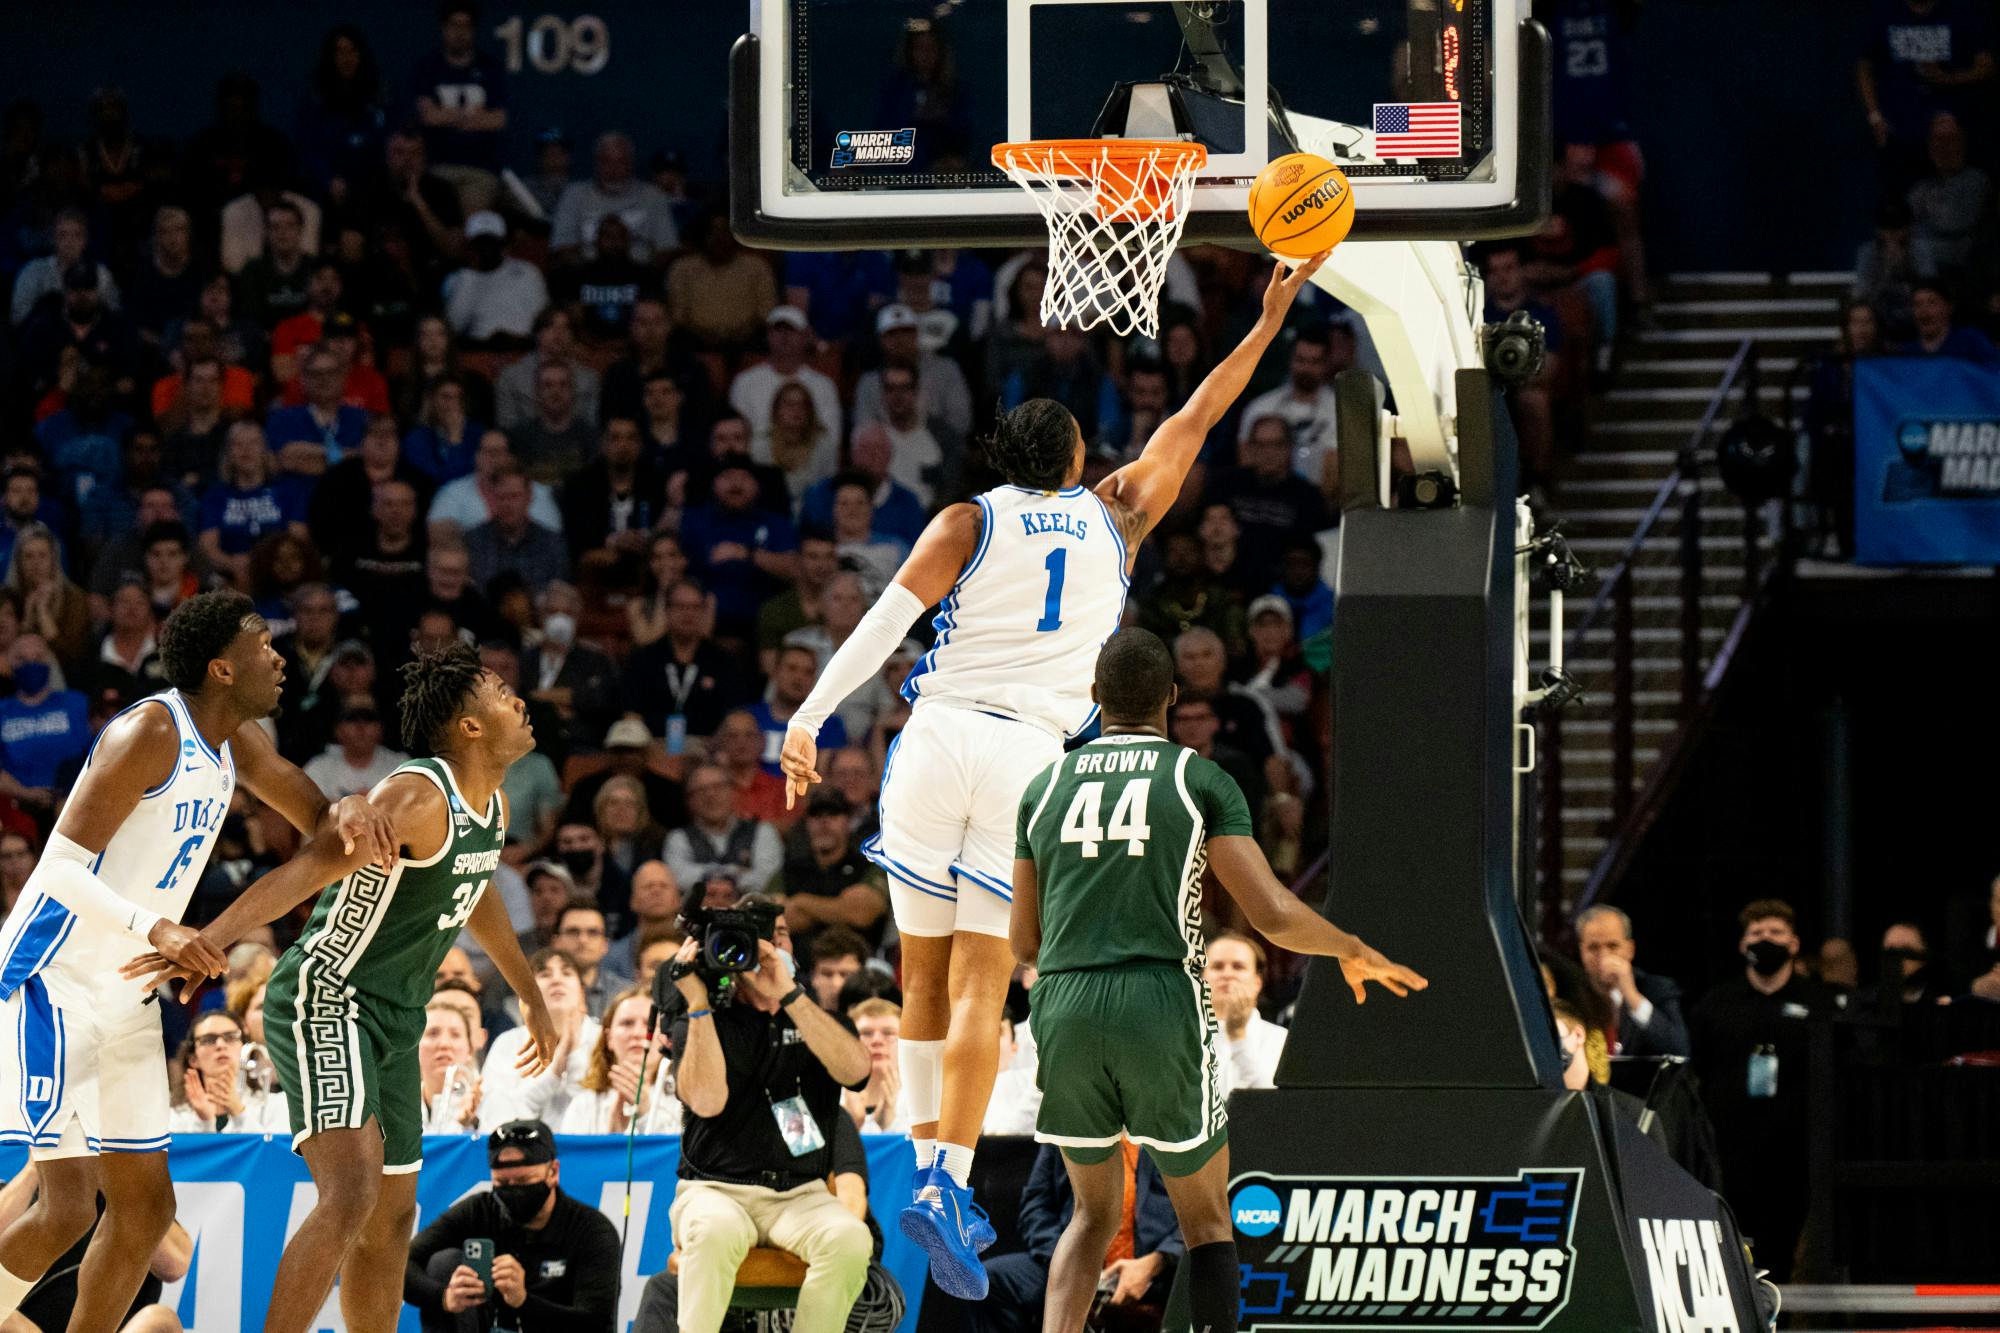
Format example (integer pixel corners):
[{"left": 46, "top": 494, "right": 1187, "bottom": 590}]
[
  {"left": 1273, "top": 162, "right": 1306, "bottom": 187},
  {"left": 1281, "top": 181, "right": 1347, "bottom": 226}
]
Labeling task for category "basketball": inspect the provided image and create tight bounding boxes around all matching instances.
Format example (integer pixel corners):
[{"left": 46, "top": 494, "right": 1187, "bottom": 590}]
[{"left": 1248, "top": 152, "right": 1354, "bottom": 260}]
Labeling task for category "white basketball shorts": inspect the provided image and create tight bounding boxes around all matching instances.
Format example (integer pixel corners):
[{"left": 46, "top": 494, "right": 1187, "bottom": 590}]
[
  {"left": 0, "top": 973, "right": 171, "bottom": 1159},
  {"left": 861, "top": 702, "right": 1063, "bottom": 939}
]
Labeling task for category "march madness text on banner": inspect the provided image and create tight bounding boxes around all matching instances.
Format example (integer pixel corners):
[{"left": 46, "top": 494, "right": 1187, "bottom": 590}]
[
  {"left": 0, "top": 1135, "right": 922, "bottom": 1333},
  {"left": 1854, "top": 357, "right": 2000, "bottom": 565}
]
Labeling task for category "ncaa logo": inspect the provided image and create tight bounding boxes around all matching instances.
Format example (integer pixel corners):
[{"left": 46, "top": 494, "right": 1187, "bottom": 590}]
[
  {"left": 1898, "top": 419, "right": 1931, "bottom": 459},
  {"left": 1232, "top": 1184, "right": 1283, "bottom": 1237}
]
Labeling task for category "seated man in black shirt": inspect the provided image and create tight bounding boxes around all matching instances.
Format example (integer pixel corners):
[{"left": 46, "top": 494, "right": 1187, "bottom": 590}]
[
  {"left": 667, "top": 927, "right": 874, "bottom": 1333},
  {"left": 773, "top": 790, "right": 891, "bottom": 955},
  {"left": 0, "top": 1163, "right": 191, "bottom": 1333},
  {"left": 405, "top": 1120, "right": 622, "bottom": 1333}
]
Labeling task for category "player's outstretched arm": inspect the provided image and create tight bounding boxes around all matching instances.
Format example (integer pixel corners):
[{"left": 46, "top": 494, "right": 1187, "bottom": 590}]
[
  {"left": 27, "top": 703, "right": 228, "bottom": 976},
  {"left": 1207, "top": 834, "right": 1429, "bottom": 1004},
  {"left": 1095, "top": 254, "right": 1329, "bottom": 545},
  {"left": 465, "top": 876, "right": 557, "bottom": 1077},
  {"left": 121, "top": 774, "right": 444, "bottom": 996},
  {"left": 779, "top": 503, "right": 980, "bottom": 807},
  {"left": 1009, "top": 857, "right": 1042, "bottom": 968},
  {"left": 231, "top": 719, "right": 399, "bottom": 868}
]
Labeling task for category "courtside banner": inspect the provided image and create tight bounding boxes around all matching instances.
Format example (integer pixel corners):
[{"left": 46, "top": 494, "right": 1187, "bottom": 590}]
[
  {"left": 1227, "top": 1169, "right": 1584, "bottom": 1329},
  {"left": 0, "top": 1135, "right": 922, "bottom": 1333},
  {"left": 1854, "top": 357, "right": 2000, "bottom": 565}
]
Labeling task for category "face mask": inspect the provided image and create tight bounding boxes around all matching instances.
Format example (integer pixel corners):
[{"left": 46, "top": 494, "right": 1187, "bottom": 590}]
[
  {"left": 492, "top": 1180, "right": 552, "bottom": 1225},
  {"left": 12, "top": 662, "right": 50, "bottom": 695},
  {"left": 559, "top": 848, "right": 596, "bottom": 879},
  {"left": 1743, "top": 939, "right": 1791, "bottom": 977},
  {"left": 1882, "top": 947, "right": 1928, "bottom": 974},
  {"left": 543, "top": 614, "right": 576, "bottom": 649},
  {"left": 779, "top": 948, "right": 798, "bottom": 980}
]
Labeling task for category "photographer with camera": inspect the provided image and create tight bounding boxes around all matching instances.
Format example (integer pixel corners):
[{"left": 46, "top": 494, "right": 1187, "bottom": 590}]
[
  {"left": 405, "top": 1121, "right": 622, "bottom": 1333},
  {"left": 665, "top": 899, "right": 875, "bottom": 1333}
]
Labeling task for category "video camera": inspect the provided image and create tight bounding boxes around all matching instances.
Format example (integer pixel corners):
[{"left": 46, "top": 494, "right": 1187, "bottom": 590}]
[{"left": 670, "top": 899, "right": 783, "bottom": 991}]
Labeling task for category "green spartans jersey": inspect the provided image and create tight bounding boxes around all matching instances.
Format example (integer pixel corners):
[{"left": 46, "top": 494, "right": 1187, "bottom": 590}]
[
  {"left": 289, "top": 757, "right": 506, "bottom": 1009},
  {"left": 1016, "top": 734, "right": 1254, "bottom": 976}
]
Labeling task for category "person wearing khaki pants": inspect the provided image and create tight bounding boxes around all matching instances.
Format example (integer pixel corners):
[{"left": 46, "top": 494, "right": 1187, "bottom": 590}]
[
  {"left": 668, "top": 1178, "right": 872, "bottom": 1333},
  {"left": 665, "top": 904, "right": 875, "bottom": 1333}
]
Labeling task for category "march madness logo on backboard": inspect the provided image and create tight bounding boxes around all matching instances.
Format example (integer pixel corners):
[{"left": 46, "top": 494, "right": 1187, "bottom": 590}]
[
  {"left": 831, "top": 129, "right": 915, "bottom": 169},
  {"left": 1230, "top": 1169, "right": 1582, "bottom": 1329}
]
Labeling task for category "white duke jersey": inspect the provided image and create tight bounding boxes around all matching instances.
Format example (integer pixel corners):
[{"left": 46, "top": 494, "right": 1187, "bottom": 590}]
[
  {"left": 901, "top": 483, "right": 1129, "bottom": 738},
  {"left": 0, "top": 690, "right": 235, "bottom": 1008}
]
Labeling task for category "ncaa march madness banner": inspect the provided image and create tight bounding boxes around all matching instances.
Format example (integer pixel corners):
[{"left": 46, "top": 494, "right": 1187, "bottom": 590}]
[
  {"left": 0, "top": 1135, "right": 922, "bottom": 1333},
  {"left": 1227, "top": 1169, "right": 1584, "bottom": 1328},
  {"left": 1854, "top": 357, "right": 2000, "bottom": 565}
]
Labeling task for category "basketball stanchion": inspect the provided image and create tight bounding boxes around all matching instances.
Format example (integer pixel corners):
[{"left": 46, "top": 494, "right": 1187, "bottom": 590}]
[{"left": 991, "top": 139, "right": 1206, "bottom": 337}]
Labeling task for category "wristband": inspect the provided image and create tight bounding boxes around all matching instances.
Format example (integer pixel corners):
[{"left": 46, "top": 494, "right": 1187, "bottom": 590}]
[
  {"left": 778, "top": 985, "right": 807, "bottom": 1009},
  {"left": 686, "top": 1009, "right": 713, "bottom": 1020}
]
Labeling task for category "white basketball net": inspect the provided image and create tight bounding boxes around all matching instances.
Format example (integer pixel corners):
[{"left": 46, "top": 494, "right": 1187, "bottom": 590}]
[{"left": 994, "top": 141, "right": 1207, "bottom": 339}]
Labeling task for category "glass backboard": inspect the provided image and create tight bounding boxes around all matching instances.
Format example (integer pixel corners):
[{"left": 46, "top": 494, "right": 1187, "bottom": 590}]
[{"left": 730, "top": 0, "right": 1550, "bottom": 250}]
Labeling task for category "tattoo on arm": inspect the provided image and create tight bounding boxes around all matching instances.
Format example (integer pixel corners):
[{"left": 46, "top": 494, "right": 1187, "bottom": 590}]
[{"left": 1101, "top": 495, "right": 1150, "bottom": 554}]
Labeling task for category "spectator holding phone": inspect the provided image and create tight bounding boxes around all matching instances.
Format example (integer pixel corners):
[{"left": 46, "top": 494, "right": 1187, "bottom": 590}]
[{"left": 405, "top": 1120, "right": 621, "bottom": 1333}]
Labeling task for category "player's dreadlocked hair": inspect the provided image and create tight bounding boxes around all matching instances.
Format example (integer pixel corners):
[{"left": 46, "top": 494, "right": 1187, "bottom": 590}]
[
  {"left": 398, "top": 641, "right": 486, "bottom": 756},
  {"left": 158, "top": 590, "right": 261, "bottom": 694},
  {"left": 988, "top": 399, "right": 1078, "bottom": 492},
  {"left": 1094, "top": 628, "right": 1176, "bottom": 722}
]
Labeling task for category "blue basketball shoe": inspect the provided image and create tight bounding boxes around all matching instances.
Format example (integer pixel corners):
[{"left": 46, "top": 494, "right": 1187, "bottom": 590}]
[{"left": 900, "top": 1166, "right": 993, "bottom": 1298}]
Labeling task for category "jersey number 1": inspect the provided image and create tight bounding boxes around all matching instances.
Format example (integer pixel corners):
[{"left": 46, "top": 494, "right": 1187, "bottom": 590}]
[
  {"left": 1059, "top": 780, "right": 1152, "bottom": 858},
  {"left": 1035, "top": 549, "right": 1067, "bottom": 633}
]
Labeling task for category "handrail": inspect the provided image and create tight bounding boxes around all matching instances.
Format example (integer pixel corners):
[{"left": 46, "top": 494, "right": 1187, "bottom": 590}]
[
  {"left": 1539, "top": 336, "right": 1765, "bottom": 924},
  {"left": 1560, "top": 337, "right": 1754, "bottom": 654}
]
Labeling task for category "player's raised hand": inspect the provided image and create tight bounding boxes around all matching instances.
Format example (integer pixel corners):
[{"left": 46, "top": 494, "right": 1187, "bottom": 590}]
[
  {"left": 517, "top": 993, "right": 559, "bottom": 1078},
  {"left": 1338, "top": 944, "right": 1429, "bottom": 1005},
  {"left": 779, "top": 726, "right": 822, "bottom": 810},
  {"left": 334, "top": 794, "right": 399, "bottom": 869},
  {"left": 1262, "top": 251, "right": 1332, "bottom": 322}
]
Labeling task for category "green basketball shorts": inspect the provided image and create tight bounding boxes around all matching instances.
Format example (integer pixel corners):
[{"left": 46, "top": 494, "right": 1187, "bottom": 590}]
[
  {"left": 1030, "top": 965, "right": 1227, "bottom": 1175},
  {"left": 263, "top": 951, "right": 426, "bottom": 1173}
]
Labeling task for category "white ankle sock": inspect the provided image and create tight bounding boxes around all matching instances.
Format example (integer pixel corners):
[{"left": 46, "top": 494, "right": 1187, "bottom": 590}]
[
  {"left": 899, "top": 1037, "right": 943, "bottom": 1128},
  {"left": 937, "top": 1141, "right": 976, "bottom": 1188},
  {"left": 912, "top": 1137, "right": 937, "bottom": 1171},
  {"left": 0, "top": 1261, "right": 38, "bottom": 1320}
]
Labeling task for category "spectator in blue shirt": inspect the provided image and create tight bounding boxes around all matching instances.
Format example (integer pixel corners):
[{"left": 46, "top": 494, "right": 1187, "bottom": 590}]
[
  {"left": 782, "top": 251, "right": 898, "bottom": 343},
  {"left": 0, "top": 634, "right": 89, "bottom": 814},
  {"left": 411, "top": 0, "right": 510, "bottom": 209},
  {"left": 33, "top": 367, "right": 130, "bottom": 535},
  {"left": 1274, "top": 537, "right": 1335, "bottom": 641},
  {"left": 798, "top": 428, "right": 927, "bottom": 549},
  {"left": 402, "top": 375, "right": 486, "bottom": 485},
  {"left": 1905, "top": 281, "right": 2000, "bottom": 363},
  {"left": 680, "top": 462, "right": 800, "bottom": 642},
  {"left": 267, "top": 347, "right": 370, "bottom": 475},
  {"left": 0, "top": 468, "right": 71, "bottom": 576},
  {"left": 200, "top": 421, "right": 312, "bottom": 589},
  {"left": 749, "top": 644, "right": 848, "bottom": 776}
]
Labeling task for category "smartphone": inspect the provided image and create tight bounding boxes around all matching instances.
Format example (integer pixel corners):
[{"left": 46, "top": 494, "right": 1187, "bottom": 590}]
[{"left": 463, "top": 1237, "right": 494, "bottom": 1291}]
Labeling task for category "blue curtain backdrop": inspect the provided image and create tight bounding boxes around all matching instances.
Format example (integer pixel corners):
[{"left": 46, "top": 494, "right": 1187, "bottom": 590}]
[{"left": 0, "top": 1134, "right": 923, "bottom": 1333}]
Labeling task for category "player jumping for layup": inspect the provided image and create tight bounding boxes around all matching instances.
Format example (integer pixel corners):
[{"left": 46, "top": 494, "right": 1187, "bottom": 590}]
[
  {"left": 127, "top": 642, "right": 558, "bottom": 1333},
  {"left": 0, "top": 590, "right": 397, "bottom": 1333},
  {"left": 1012, "top": 629, "right": 1426, "bottom": 1333},
  {"left": 780, "top": 256, "right": 1328, "bottom": 1297}
]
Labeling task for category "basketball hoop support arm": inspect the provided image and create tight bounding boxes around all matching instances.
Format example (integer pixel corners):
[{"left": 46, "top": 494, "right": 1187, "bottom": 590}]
[{"left": 1308, "top": 238, "right": 1485, "bottom": 490}]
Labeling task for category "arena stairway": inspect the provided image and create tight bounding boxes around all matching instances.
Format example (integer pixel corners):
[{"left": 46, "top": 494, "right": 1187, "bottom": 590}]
[{"left": 1533, "top": 271, "right": 1848, "bottom": 909}]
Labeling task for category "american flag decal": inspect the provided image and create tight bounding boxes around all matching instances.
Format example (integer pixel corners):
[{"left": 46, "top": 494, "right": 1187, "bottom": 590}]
[{"left": 1373, "top": 102, "right": 1463, "bottom": 159}]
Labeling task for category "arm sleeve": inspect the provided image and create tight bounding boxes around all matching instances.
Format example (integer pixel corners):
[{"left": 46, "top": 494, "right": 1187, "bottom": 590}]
[
  {"left": 404, "top": 1199, "right": 478, "bottom": 1312},
  {"left": 25, "top": 831, "right": 162, "bottom": 941},
  {"left": 787, "top": 582, "right": 926, "bottom": 737}
]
